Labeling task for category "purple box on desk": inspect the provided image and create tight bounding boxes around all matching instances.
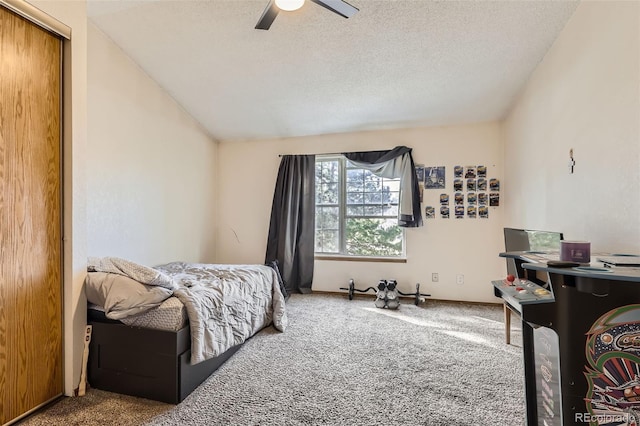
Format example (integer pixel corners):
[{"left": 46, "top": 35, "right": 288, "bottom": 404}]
[{"left": 560, "top": 241, "right": 591, "bottom": 264}]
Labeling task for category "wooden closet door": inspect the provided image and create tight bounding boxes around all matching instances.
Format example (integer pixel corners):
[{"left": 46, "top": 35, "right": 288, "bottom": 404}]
[{"left": 0, "top": 6, "right": 62, "bottom": 424}]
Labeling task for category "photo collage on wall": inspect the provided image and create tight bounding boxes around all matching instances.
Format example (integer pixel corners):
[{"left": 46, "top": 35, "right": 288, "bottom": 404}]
[
  {"left": 415, "top": 165, "right": 446, "bottom": 204},
  {"left": 418, "top": 163, "right": 501, "bottom": 220}
]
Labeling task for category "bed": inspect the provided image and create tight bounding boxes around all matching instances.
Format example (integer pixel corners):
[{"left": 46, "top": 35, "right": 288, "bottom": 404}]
[{"left": 85, "top": 258, "right": 287, "bottom": 404}]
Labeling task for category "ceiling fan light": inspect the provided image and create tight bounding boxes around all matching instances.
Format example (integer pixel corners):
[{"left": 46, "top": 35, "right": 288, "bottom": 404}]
[{"left": 274, "top": 0, "right": 305, "bottom": 12}]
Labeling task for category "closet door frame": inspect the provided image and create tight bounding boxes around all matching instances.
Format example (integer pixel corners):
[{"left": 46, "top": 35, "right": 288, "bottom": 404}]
[{"left": 0, "top": 1, "right": 69, "bottom": 424}]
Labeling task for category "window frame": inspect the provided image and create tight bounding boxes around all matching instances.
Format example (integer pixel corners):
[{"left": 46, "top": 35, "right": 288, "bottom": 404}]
[{"left": 314, "top": 155, "right": 406, "bottom": 261}]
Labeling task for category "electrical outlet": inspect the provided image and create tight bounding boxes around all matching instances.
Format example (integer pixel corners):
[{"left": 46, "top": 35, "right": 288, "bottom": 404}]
[
  {"left": 456, "top": 274, "right": 464, "bottom": 285},
  {"left": 432, "top": 273, "right": 439, "bottom": 282}
]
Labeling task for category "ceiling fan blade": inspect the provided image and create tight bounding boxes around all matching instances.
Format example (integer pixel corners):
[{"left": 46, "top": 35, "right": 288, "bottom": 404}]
[
  {"left": 255, "top": 0, "right": 279, "bottom": 30},
  {"left": 310, "top": 0, "right": 359, "bottom": 19}
]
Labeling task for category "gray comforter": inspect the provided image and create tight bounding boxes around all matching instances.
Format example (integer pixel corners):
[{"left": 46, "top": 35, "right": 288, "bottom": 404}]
[
  {"left": 87, "top": 257, "right": 287, "bottom": 364},
  {"left": 155, "top": 262, "right": 287, "bottom": 364}
]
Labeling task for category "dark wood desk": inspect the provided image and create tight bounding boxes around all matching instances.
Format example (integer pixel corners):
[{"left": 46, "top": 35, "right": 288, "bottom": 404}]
[
  {"left": 496, "top": 252, "right": 640, "bottom": 425},
  {"left": 499, "top": 250, "right": 561, "bottom": 285}
]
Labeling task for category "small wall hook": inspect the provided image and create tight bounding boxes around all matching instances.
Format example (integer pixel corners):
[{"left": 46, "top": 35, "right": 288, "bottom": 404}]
[{"left": 568, "top": 148, "right": 575, "bottom": 174}]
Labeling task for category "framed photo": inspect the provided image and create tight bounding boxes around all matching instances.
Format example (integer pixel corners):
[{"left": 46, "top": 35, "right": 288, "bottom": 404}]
[
  {"left": 425, "top": 206, "right": 435, "bottom": 219},
  {"left": 425, "top": 166, "right": 445, "bottom": 189},
  {"left": 415, "top": 164, "right": 425, "bottom": 183},
  {"left": 466, "top": 179, "right": 477, "bottom": 192},
  {"left": 467, "top": 206, "right": 476, "bottom": 218},
  {"left": 440, "top": 206, "right": 450, "bottom": 219},
  {"left": 455, "top": 205, "right": 465, "bottom": 218},
  {"left": 479, "top": 206, "right": 489, "bottom": 218},
  {"left": 489, "top": 178, "right": 500, "bottom": 191},
  {"left": 467, "top": 192, "right": 477, "bottom": 205},
  {"left": 465, "top": 166, "right": 477, "bottom": 179}
]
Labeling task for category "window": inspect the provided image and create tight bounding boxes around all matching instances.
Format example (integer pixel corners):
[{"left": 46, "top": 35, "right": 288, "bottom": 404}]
[{"left": 315, "top": 156, "right": 404, "bottom": 258}]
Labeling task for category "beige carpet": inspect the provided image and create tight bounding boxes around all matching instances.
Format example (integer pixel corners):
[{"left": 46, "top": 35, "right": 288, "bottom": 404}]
[
  {"left": 20, "top": 388, "right": 172, "bottom": 426},
  {"left": 21, "top": 294, "right": 523, "bottom": 426}
]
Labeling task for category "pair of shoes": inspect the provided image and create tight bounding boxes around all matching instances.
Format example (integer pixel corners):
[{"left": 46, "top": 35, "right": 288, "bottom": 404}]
[{"left": 375, "top": 279, "right": 400, "bottom": 310}]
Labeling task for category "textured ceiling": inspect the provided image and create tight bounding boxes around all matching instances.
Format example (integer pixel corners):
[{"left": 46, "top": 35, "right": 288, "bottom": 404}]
[{"left": 87, "top": 0, "right": 579, "bottom": 142}]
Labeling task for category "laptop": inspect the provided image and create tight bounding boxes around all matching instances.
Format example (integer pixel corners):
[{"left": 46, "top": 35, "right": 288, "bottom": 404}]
[{"left": 596, "top": 255, "right": 640, "bottom": 267}]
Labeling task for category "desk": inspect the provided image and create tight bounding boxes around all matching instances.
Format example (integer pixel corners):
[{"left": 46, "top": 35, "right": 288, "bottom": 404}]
[
  {"left": 492, "top": 278, "right": 553, "bottom": 345},
  {"left": 499, "top": 250, "right": 560, "bottom": 285},
  {"left": 496, "top": 252, "right": 640, "bottom": 425}
]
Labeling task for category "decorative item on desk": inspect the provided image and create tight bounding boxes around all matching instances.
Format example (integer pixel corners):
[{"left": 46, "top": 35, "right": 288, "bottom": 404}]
[
  {"left": 547, "top": 260, "right": 580, "bottom": 268},
  {"left": 560, "top": 240, "right": 591, "bottom": 264}
]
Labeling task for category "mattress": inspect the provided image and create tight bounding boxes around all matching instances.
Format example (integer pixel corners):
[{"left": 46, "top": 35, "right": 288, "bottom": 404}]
[{"left": 88, "top": 296, "right": 188, "bottom": 332}]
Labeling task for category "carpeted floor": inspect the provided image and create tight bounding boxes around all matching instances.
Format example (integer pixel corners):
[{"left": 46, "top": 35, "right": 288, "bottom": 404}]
[{"left": 22, "top": 294, "right": 524, "bottom": 425}]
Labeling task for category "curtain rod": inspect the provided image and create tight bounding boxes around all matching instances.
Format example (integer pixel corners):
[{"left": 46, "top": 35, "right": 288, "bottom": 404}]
[
  {"left": 278, "top": 152, "right": 343, "bottom": 157},
  {"left": 278, "top": 146, "right": 404, "bottom": 157}
]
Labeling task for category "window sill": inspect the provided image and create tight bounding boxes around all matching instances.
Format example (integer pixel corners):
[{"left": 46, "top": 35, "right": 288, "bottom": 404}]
[{"left": 315, "top": 255, "right": 407, "bottom": 263}]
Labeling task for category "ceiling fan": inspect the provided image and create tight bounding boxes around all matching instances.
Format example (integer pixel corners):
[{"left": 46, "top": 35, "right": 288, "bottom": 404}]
[{"left": 255, "top": 0, "right": 359, "bottom": 30}]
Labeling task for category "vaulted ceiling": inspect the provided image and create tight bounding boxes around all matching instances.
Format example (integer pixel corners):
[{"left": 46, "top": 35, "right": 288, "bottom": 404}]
[{"left": 87, "top": 0, "right": 579, "bottom": 142}]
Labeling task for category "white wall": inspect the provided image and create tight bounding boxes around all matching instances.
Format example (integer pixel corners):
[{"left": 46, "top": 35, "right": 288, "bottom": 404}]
[
  {"left": 217, "top": 123, "right": 506, "bottom": 303},
  {"left": 14, "top": 3, "right": 220, "bottom": 396},
  {"left": 503, "top": 1, "right": 640, "bottom": 254},
  {"left": 87, "top": 24, "right": 219, "bottom": 265}
]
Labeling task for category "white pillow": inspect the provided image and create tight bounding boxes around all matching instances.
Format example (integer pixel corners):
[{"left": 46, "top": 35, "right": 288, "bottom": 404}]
[{"left": 85, "top": 272, "right": 173, "bottom": 320}]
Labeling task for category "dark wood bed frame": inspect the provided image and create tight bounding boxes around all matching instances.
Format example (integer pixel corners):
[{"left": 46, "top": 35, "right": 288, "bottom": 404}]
[{"left": 87, "top": 317, "right": 241, "bottom": 404}]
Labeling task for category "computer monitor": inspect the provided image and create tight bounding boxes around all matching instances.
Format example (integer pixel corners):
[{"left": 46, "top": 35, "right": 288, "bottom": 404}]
[
  {"left": 503, "top": 227, "right": 564, "bottom": 276},
  {"left": 504, "top": 227, "right": 564, "bottom": 252},
  {"left": 503, "top": 227, "right": 530, "bottom": 252}
]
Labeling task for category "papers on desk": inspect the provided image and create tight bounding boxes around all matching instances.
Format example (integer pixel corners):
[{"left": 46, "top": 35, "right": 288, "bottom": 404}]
[{"left": 520, "top": 252, "right": 560, "bottom": 263}]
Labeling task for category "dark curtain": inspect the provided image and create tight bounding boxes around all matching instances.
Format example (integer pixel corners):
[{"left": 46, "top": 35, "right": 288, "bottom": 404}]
[
  {"left": 265, "top": 155, "right": 315, "bottom": 294},
  {"left": 344, "top": 146, "right": 423, "bottom": 228}
]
